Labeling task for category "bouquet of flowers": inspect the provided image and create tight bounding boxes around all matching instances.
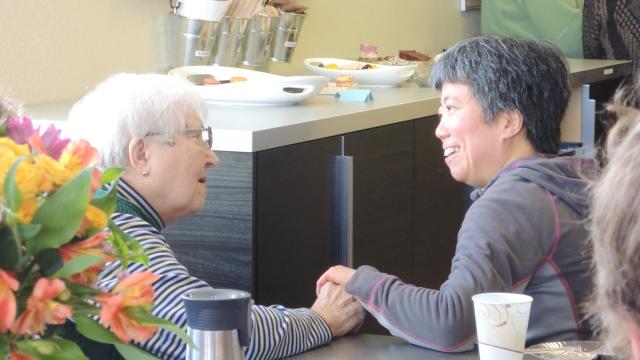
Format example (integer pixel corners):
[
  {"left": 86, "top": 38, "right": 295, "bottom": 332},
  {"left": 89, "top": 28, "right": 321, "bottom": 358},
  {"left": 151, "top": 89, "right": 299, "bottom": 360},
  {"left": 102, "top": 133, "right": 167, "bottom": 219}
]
[{"left": 0, "top": 116, "right": 189, "bottom": 359}]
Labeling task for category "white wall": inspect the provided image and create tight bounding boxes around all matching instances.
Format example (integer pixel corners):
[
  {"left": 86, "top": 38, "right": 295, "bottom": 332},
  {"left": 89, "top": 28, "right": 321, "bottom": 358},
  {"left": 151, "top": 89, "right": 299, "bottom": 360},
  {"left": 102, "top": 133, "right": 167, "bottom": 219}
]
[{"left": 0, "top": 0, "right": 480, "bottom": 106}]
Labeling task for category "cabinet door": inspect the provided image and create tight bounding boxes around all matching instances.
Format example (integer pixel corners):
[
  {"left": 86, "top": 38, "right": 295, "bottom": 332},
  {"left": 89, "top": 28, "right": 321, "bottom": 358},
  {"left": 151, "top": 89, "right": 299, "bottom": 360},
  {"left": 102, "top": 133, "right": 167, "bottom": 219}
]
[
  {"left": 344, "top": 121, "right": 414, "bottom": 282},
  {"left": 164, "top": 151, "right": 254, "bottom": 292},
  {"left": 255, "top": 136, "right": 341, "bottom": 307},
  {"left": 413, "top": 117, "right": 468, "bottom": 289},
  {"left": 344, "top": 121, "right": 414, "bottom": 334}
]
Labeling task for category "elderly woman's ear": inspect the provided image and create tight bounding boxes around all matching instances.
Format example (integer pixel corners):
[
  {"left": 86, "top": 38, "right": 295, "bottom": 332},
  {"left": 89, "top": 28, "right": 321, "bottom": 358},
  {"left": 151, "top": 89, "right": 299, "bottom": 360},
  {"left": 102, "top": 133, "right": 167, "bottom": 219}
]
[{"left": 128, "top": 137, "right": 151, "bottom": 176}]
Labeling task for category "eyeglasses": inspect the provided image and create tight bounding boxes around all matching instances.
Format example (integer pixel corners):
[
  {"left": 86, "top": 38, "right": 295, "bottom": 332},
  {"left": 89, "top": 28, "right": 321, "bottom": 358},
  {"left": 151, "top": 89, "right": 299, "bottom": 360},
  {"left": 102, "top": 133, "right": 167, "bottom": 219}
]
[{"left": 146, "top": 126, "right": 213, "bottom": 150}]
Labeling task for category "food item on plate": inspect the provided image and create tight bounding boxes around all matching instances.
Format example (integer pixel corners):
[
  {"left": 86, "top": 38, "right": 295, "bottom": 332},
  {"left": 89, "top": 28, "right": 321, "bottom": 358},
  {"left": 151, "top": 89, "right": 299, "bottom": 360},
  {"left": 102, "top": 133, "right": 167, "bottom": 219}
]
[
  {"left": 230, "top": 76, "right": 248, "bottom": 83},
  {"left": 187, "top": 74, "right": 219, "bottom": 85},
  {"left": 336, "top": 74, "right": 354, "bottom": 87},
  {"left": 399, "top": 50, "right": 431, "bottom": 62},
  {"left": 376, "top": 56, "right": 414, "bottom": 66},
  {"left": 359, "top": 43, "right": 382, "bottom": 61},
  {"left": 315, "top": 62, "right": 377, "bottom": 70},
  {"left": 185, "top": 74, "right": 249, "bottom": 86}
]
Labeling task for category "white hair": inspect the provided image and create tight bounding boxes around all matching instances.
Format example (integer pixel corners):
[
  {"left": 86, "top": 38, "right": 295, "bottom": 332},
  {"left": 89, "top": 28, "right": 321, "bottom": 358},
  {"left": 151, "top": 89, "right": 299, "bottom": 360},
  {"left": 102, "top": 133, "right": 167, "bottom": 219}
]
[{"left": 67, "top": 73, "right": 207, "bottom": 168}]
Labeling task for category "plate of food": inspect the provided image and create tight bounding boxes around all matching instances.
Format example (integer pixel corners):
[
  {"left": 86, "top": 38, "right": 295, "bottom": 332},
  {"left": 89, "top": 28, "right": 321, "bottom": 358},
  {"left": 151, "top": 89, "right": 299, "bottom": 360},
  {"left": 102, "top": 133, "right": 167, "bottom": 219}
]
[
  {"left": 169, "top": 66, "right": 328, "bottom": 106},
  {"left": 525, "top": 341, "right": 614, "bottom": 359},
  {"left": 303, "top": 57, "right": 417, "bottom": 87}
]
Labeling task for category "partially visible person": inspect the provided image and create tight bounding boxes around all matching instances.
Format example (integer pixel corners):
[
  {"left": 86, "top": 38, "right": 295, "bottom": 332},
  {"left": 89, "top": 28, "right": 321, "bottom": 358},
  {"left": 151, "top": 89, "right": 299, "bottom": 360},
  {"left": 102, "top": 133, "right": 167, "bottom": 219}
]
[
  {"left": 590, "top": 81, "right": 640, "bottom": 360},
  {"left": 0, "top": 87, "right": 23, "bottom": 124},
  {"left": 583, "top": 0, "right": 640, "bottom": 73},
  {"left": 67, "top": 73, "right": 364, "bottom": 360},
  {"left": 482, "top": 0, "right": 584, "bottom": 58},
  {"left": 317, "top": 36, "right": 596, "bottom": 352}
]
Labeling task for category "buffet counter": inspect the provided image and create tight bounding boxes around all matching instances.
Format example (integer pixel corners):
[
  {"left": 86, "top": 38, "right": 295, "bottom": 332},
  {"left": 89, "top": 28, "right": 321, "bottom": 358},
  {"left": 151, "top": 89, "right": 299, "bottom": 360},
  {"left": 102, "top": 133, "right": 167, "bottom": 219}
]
[{"left": 27, "top": 59, "right": 632, "bottom": 153}]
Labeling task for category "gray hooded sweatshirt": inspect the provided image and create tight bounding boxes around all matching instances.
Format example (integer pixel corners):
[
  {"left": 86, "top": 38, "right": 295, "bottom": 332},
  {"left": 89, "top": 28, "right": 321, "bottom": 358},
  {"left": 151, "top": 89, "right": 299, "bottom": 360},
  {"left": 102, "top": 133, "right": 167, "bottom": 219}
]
[{"left": 345, "top": 155, "right": 595, "bottom": 352}]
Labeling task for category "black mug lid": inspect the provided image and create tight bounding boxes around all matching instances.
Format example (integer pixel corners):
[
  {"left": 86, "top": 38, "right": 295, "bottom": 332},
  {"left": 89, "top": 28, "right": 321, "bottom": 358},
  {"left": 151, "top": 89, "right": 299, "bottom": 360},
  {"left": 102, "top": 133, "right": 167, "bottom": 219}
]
[{"left": 182, "top": 288, "right": 253, "bottom": 346}]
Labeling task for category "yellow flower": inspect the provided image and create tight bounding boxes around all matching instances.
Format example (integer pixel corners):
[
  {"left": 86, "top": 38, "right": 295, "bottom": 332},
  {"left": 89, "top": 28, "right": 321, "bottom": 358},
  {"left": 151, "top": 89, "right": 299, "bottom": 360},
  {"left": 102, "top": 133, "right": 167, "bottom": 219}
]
[
  {"left": 0, "top": 138, "right": 30, "bottom": 196},
  {"left": 0, "top": 138, "right": 30, "bottom": 157},
  {"left": 33, "top": 154, "right": 71, "bottom": 190},
  {"left": 76, "top": 204, "right": 108, "bottom": 236},
  {"left": 16, "top": 197, "right": 38, "bottom": 223}
]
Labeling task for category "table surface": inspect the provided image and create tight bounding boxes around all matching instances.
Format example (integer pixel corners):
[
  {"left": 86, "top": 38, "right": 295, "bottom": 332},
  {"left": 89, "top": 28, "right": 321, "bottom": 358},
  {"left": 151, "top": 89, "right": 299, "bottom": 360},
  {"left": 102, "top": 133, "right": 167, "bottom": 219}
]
[
  {"left": 285, "top": 334, "right": 554, "bottom": 360},
  {"left": 286, "top": 334, "right": 476, "bottom": 360}
]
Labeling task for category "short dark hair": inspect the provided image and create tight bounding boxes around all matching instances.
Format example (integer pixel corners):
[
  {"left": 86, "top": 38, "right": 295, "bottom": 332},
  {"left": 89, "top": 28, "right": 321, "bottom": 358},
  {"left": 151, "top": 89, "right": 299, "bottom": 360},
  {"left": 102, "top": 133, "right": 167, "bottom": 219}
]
[{"left": 430, "top": 36, "right": 570, "bottom": 154}]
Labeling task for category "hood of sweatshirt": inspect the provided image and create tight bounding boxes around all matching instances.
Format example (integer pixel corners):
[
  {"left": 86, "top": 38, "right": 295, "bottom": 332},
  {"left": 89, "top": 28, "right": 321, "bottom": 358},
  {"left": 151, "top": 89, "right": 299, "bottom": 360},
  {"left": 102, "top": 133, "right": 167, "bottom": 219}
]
[{"left": 471, "top": 155, "right": 598, "bottom": 217}]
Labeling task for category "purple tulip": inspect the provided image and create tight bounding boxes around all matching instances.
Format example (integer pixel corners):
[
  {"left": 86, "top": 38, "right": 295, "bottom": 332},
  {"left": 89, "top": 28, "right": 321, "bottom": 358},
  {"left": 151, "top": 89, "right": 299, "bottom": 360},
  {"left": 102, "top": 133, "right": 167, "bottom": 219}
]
[{"left": 7, "top": 116, "right": 70, "bottom": 160}]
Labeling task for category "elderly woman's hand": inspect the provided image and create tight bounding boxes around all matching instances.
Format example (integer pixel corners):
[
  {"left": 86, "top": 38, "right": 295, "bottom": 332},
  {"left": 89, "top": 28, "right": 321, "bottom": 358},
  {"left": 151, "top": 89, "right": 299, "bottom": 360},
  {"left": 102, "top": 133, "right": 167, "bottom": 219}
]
[{"left": 311, "top": 282, "right": 365, "bottom": 337}]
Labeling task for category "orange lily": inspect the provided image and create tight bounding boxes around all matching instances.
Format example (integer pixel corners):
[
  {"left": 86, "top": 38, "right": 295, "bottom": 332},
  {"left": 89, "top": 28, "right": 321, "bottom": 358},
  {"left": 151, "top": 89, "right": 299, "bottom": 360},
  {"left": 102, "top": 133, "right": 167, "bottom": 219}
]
[
  {"left": 98, "top": 272, "right": 159, "bottom": 343},
  {"left": 59, "top": 231, "right": 114, "bottom": 286},
  {"left": 58, "top": 140, "right": 102, "bottom": 194},
  {"left": 0, "top": 270, "right": 19, "bottom": 332},
  {"left": 9, "top": 347, "right": 32, "bottom": 360},
  {"left": 12, "top": 278, "right": 73, "bottom": 335}
]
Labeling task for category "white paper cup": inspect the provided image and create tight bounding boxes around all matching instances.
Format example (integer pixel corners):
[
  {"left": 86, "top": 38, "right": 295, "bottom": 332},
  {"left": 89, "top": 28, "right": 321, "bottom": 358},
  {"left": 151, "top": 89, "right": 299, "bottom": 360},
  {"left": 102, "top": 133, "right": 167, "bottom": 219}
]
[{"left": 472, "top": 292, "right": 533, "bottom": 360}]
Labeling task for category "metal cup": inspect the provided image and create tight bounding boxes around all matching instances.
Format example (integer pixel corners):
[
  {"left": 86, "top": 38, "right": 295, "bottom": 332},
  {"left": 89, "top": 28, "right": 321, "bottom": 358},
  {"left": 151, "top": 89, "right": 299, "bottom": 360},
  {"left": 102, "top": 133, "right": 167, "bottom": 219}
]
[
  {"left": 270, "top": 11, "right": 306, "bottom": 63},
  {"left": 172, "top": 15, "right": 221, "bottom": 66},
  {"left": 211, "top": 16, "right": 249, "bottom": 66},
  {"left": 183, "top": 288, "right": 253, "bottom": 360},
  {"left": 241, "top": 14, "right": 276, "bottom": 67}
]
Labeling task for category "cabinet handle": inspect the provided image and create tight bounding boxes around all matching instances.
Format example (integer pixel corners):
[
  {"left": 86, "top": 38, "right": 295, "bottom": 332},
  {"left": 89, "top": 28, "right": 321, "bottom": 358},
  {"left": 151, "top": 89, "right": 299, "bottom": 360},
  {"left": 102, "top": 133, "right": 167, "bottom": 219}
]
[
  {"left": 333, "top": 154, "right": 353, "bottom": 267},
  {"left": 581, "top": 84, "right": 596, "bottom": 158}
]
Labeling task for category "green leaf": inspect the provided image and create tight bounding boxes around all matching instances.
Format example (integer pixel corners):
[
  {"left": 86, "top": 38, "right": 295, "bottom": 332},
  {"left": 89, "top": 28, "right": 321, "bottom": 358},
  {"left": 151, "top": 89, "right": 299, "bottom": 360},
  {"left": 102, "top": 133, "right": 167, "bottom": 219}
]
[
  {"left": 14, "top": 338, "right": 89, "bottom": 360},
  {"left": 0, "top": 334, "right": 9, "bottom": 358},
  {"left": 91, "top": 180, "right": 118, "bottom": 216},
  {"left": 124, "top": 307, "right": 194, "bottom": 348},
  {"left": 53, "top": 255, "right": 103, "bottom": 278},
  {"left": 100, "top": 168, "right": 125, "bottom": 185},
  {"left": 36, "top": 248, "right": 64, "bottom": 277},
  {"left": 107, "top": 220, "right": 149, "bottom": 268},
  {"left": 3, "top": 157, "right": 24, "bottom": 211},
  {"left": 0, "top": 226, "right": 19, "bottom": 270},
  {"left": 26, "top": 167, "right": 92, "bottom": 255},
  {"left": 74, "top": 316, "right": 121, "bottom": 344},
  {"left": 114, "top": 343, "right": 160, "bottom": 360},
  {"left": 74, "top": 316, "right": 160, "bottom": 360},
  {"left": 17, "top": 222, "right": 41, "bottom": 241},
  {"left": 66, "top": 281, "right": 100, "bottom": 297}
]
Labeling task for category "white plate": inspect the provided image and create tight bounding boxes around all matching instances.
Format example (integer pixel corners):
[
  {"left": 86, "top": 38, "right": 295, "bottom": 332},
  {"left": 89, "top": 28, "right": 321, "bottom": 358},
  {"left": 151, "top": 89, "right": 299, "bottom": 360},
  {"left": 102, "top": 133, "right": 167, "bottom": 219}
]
[
  {"left": 525, "top": 341, "right": 613, "bottom": 359},
  {"left": 303, "top": 57, "right": 417, "bottom": 87},
  {"left": 169, "top": 66, "right": 328, "bottom": 106}
]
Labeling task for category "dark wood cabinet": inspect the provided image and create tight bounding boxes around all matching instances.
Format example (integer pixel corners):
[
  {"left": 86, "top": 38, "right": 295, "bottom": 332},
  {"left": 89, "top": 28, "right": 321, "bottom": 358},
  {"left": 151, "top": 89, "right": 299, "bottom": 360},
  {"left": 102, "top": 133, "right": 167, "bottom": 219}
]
[
  {"left": 164, "top": 151, "right": 255, "bottom": 292},
  {"left": 344, "top": 122, "right": 414, "bottom": 285},
  {"left": 254, "top": 136, "right": 341, "bottom": 307}
]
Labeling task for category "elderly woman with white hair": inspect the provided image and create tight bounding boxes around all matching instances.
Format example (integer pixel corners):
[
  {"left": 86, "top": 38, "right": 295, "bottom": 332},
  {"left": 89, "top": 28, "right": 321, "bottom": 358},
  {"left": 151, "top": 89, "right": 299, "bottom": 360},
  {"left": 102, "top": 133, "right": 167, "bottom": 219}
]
[
  {"left": 66, "top": 73, "right": 364, "bottom": 360},
  {"left": 590, "top": 81, "right": 640, "bottom": 360}
]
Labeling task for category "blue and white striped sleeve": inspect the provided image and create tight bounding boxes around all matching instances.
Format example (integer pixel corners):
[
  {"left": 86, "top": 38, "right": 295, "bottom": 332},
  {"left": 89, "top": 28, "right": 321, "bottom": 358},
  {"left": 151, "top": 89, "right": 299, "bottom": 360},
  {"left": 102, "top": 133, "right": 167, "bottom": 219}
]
[
  {"left": 101, "top": 213, "right": 331, "bottom": 360},
  {"left": 245, "top": 305, "right": 332, "bottom": 360}
]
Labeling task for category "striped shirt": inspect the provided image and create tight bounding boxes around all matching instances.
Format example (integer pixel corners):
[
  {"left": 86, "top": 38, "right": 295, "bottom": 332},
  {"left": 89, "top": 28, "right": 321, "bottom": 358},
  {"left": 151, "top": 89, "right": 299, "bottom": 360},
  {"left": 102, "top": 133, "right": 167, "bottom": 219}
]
[{"left": 98, "top": 179, "right": 332, "bottom": 359}]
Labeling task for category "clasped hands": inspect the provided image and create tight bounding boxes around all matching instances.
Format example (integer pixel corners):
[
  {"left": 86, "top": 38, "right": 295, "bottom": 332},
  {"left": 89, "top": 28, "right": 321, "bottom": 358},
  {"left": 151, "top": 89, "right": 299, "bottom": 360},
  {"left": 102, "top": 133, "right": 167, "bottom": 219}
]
[{"left": 310, "top": 266, "right": 362, "bottom": 337}]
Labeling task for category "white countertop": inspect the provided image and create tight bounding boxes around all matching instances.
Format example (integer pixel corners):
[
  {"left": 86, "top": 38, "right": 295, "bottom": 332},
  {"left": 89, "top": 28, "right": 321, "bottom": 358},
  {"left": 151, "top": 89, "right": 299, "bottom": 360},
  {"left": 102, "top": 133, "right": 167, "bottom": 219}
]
[{"left": 27, "top": 58, "right": 631, "bottom": 153}]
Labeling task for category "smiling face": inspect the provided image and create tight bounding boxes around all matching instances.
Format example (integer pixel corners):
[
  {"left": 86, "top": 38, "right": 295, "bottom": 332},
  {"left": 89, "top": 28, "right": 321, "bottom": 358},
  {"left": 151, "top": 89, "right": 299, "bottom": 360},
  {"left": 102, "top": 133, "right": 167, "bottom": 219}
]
[
  {"left": 143, "top": 113, "right": 219, "bottom": 223},
  {"left": 435, "top": 82, "right": 509, "bottom": 188}
]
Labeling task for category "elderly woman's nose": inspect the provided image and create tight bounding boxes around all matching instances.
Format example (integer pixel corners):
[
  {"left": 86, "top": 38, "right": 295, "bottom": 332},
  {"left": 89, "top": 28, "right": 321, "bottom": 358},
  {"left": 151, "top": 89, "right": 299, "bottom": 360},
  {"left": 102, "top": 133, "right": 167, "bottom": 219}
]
[{"left": 207, "top": 150, "right": 220, "bottom": 168}]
